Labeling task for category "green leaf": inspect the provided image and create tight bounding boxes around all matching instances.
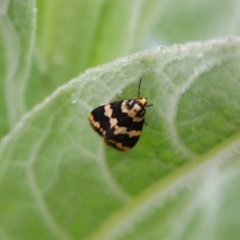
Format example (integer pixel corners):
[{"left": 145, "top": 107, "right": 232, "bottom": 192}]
[
  {"left": 1, "top": 38, "right": 240, "bottom": 240},
  {"left": 1, "top": 0, "right": 240, "bottom": 239},
  {"left": 0, "top": 0, "right": 36, "bottom": 132},
  {"left": 155, "top": 0, "right": 240, "bottom": 44}
]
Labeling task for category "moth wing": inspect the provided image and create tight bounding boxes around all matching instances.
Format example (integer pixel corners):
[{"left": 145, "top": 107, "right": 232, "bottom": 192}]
[
  {"left": 88, "top": 100, "right": 145, "bottom": 151},
  {"left": 104, "top": 101, "right": 145, "bottom": 150},
  {"left": 105, "top": 120, "right": 144, "bottom": 150},
  {"left": 88, "top": 105, "right": 111, "bottom": 138}
]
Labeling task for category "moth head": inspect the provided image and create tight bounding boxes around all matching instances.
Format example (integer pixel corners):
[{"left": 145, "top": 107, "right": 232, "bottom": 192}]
[
  {"left": 136, "top": 97, "right": 147, "bottom": 107},
  {"left": 130, "top": 98, "right": 147, "bottom": 117},
  {"left": 122, "top": 98, "right": 149, "bottom": 120}
]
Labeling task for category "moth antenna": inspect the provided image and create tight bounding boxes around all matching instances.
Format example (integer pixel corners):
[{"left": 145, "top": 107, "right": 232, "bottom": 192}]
[
  {"left": 116, "top": 94, "right": 123, "bottom": 100},
  {"left": 145, "top": 103, "right": 153, "bottom": 107},
  {"left": 137, "top": 78, "right": 142, "bottom": 98}
]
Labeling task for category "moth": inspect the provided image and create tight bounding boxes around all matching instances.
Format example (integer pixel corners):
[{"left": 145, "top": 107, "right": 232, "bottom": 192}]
[{"left": 88, "top": 79, "right": 152, "bottom": 151}]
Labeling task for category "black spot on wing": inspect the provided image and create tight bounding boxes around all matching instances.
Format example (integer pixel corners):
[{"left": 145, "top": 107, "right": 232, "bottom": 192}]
[
  {"left": 107, "top": 133, "right": 140, "bottom": 149},
  {"left": 119, "top": 118, "right": 144, "bottom": 131}
]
